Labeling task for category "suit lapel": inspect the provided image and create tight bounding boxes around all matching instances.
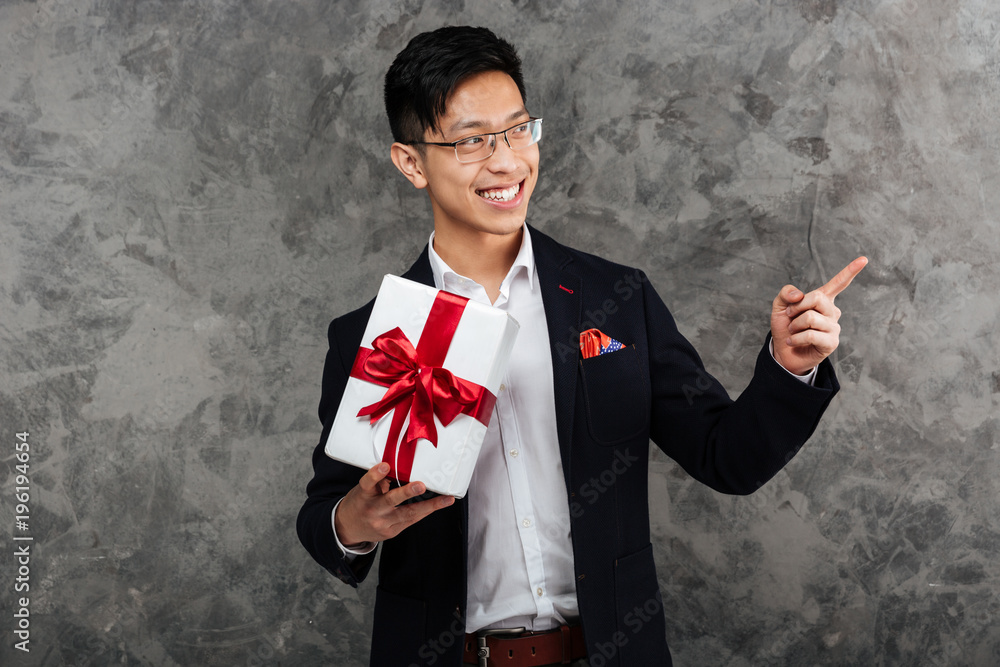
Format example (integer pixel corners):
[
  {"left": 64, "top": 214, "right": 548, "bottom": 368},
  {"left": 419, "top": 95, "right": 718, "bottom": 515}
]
[
  {"left": 529, "top": 226, "right": 582, "bottom": 486},
  {"left": 401, "top": 246, "right": 434, "bottom": 287},
  {"left": 400, "top": 232, "right": 580, "bottom": 498}
]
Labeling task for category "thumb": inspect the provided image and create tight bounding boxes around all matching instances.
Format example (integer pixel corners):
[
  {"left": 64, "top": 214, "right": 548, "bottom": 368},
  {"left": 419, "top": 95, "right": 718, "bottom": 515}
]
[{"left": 773, "top": 284, "right": 804, "bottom": 310}]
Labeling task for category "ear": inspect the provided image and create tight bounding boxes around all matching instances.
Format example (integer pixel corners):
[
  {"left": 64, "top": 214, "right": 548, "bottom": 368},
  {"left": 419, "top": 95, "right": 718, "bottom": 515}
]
[{"left": 390, "top": 142, "right": 428, "bottom": 190}]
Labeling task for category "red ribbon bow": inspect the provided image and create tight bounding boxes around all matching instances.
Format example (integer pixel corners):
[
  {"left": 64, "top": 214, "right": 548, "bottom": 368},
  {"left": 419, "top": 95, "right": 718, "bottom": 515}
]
[{"left": 349, "top": 291, "right": 496, "bottom": 483}]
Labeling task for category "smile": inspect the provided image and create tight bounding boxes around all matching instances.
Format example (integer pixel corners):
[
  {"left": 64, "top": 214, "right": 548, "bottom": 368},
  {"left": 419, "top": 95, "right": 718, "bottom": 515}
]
[{"left": 476, "top": 181, "right": 521, "bottom": 202}]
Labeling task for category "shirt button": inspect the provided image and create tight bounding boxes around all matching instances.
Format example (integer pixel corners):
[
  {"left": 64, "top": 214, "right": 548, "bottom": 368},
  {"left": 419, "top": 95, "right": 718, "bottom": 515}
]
[
  {"left": 536, "top": 587, "right": 543, "bottom": 597},
  {"left": 499, "top": 383, "right": 506, "bottom": 392},
  {"left": 522, "top": 518, "right": 532, "bottom": 528},
  {"left": 509, "top": 449, "right": 519, "bottom": 458}
]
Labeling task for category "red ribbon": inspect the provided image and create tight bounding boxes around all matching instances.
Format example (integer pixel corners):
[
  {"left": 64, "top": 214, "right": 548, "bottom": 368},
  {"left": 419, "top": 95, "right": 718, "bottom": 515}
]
[{"left": 349, "top": 291, "right": 497, "bottom": 483}]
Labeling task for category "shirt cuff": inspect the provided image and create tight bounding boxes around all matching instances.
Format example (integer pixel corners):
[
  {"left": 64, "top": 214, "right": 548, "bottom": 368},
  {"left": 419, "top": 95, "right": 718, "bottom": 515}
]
[
  {"left": 332, "top": 497, "right": 378, "bottom": 559},
  {"left": 768, "top": 339, "right": 817, "bottom": 386}
]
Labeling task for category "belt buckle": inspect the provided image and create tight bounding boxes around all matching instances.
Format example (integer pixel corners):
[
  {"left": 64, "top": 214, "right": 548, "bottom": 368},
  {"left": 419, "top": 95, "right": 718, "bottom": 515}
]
[{"left": 476, "top": 627, "right": 526, "bottom": 667}]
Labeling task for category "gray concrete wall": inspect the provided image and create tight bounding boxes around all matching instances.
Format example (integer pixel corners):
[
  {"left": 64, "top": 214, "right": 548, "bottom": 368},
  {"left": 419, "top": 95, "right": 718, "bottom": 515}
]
[{"left": 1, "top": 0, "right": 997, "bottom": 665}]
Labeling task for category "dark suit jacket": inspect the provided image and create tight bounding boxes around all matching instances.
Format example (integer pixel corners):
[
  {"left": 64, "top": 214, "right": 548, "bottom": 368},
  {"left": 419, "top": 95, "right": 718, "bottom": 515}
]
[{"left": 297, "top": 226, "right": 839, "bottom": 666}]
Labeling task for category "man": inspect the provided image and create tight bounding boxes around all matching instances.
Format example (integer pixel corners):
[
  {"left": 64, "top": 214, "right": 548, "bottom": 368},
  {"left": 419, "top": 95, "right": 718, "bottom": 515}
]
[{"left": 297, "top": 26, "right": 866, "bottom": 667}]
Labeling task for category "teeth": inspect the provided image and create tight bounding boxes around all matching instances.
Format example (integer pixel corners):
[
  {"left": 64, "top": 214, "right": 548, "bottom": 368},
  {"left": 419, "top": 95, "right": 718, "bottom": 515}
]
[{"left": 477, "top": 183, "right": 520, "bottom": 202}]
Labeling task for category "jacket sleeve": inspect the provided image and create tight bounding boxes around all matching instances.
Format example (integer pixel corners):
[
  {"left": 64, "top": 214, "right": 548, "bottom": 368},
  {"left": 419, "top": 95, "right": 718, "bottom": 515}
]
[
  {"left": 296, "top": 315, "right": 378, "bottom": 586},
  {"left": 641, "top": 271, "right": 840, "bottom": 495}
]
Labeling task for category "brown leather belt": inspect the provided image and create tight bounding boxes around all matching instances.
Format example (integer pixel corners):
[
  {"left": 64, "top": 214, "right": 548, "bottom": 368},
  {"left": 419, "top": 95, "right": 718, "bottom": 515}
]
[{"left": 463, "top": 624, "right": 586, "bottom": 666}]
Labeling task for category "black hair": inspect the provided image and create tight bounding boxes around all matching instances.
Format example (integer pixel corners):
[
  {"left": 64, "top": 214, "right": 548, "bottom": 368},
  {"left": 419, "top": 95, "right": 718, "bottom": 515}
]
[{"left": 384, "top": 26, "right": 526, "bottom": 143}]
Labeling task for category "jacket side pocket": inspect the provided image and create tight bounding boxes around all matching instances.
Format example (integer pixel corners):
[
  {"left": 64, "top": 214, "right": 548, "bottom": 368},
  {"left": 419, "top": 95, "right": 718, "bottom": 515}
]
[
  {"left": 613, "top": 543, "right": 668, "bottom": 665},
  {"left": 370, "top": 586, "right": 428, "bottom": 664}
]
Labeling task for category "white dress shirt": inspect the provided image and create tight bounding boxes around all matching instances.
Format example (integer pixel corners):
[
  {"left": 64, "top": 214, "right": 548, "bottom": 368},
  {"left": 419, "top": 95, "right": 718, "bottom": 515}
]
[
  {"left": 427, "top": 226, "right": 578, "bottom": 633},
  {"left": 333, "top": 223, "right": 816, "bottom": 634}
]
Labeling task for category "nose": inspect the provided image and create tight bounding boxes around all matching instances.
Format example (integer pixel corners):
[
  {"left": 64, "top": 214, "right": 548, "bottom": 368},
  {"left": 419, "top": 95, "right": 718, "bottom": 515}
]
[
  {"left": 487, "top": 132, "right": 518, "bottom": 170},
  {"left": 500, "top": 129, "right": 514, "bottom": 150}
]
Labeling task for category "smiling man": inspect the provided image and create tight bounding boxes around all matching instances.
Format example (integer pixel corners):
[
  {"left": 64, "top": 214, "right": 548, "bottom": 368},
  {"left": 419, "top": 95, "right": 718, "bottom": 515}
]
[
  {"left": 297, "top": 26, "right": 866, "bottom": 667},
  {"left": 390, "top": 67, "right": 538, "bottom": 302}
]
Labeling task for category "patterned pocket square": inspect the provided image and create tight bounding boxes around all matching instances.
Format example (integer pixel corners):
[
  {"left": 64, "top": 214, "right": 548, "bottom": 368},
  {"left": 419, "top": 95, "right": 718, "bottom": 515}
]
[{"left": 579, "top": 328, "right": 626, "bottom": 359}]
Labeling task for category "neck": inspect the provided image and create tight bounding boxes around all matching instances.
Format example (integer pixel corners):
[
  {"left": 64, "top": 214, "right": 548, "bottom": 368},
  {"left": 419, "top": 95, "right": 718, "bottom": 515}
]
[{"left": 432, "top": 224, "right": 523, "bottom": 301}]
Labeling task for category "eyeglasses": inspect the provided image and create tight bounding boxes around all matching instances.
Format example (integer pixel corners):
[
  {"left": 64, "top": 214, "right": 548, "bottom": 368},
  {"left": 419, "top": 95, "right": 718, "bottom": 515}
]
[{"left": 408, "top": 118, "right": 543, "bottom": 163}]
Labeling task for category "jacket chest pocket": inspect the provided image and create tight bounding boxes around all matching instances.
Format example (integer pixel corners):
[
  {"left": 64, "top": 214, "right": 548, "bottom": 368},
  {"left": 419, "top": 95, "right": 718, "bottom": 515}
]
[{"left": 579, "top": 345, "right": 649, "bottom": 445}]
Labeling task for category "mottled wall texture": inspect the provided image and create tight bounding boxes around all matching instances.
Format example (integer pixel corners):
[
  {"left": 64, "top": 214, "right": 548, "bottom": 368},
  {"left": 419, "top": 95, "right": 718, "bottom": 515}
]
[{"left": 1, "top": 0, "right": 998, "bottom": 665}]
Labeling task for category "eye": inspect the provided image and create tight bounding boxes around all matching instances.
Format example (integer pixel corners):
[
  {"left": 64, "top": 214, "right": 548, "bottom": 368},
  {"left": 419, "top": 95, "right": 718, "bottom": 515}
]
[
  {"left": 510, "top": 123, "right": 529, "bottom": 136},
  {"left": 457, "top": 135, "right": 486, "bottom": 147}
]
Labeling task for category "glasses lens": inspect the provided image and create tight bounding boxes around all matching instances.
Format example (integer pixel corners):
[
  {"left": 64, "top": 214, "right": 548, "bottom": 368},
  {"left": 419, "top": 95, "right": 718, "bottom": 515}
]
[
  {"left": 455, "top": 134, "right": 495, "bottom": 162},
  {"left": 451, "top": 119, "right": 542, "bottom": 163},
  {"left": 507, "top": 119, "right": 542, "bottom": 148}
]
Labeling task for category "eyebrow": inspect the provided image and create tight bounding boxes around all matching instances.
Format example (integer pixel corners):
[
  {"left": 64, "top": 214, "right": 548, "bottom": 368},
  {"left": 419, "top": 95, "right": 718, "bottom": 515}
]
[{"left": 446, "top": 108, "right": 530, "bottom": 135}]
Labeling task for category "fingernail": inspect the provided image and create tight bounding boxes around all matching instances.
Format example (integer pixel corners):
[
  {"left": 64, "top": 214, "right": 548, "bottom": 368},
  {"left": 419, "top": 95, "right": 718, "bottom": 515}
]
[
  {"left": 790, "top": 289, "right": 802, "bottom": 299},
  {"left": 378, "top": 463, "right": 389, "bottom": 473}
]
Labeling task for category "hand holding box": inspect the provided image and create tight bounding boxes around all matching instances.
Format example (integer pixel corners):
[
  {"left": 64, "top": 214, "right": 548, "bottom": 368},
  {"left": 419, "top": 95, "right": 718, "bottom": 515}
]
[{"left": 325, "top": 275, "right": 519, "bottom": 497}]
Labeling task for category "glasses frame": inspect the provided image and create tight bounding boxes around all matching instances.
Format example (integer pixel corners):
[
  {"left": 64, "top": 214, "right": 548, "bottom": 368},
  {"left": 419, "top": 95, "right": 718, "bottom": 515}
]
[{"left": 407, "top": 117, "right": 543, "bottom": 163}]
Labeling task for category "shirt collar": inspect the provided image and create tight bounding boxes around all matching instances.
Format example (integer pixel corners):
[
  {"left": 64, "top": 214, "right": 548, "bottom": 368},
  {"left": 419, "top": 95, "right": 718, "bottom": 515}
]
[{"left": 427, "top": 224, "right": 536, "bottom": 294}]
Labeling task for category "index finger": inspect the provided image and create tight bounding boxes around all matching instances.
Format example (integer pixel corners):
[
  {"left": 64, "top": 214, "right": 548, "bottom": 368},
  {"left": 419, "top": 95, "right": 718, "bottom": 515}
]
[
  {"left": 819, "top": 256, "right": 868, "bottom": 299},
  {"left": 357, "top": 462, "right": 392, "bottom": 494},
  {"left": 384, "top": 479, "right": 431, "bottom": 507}
]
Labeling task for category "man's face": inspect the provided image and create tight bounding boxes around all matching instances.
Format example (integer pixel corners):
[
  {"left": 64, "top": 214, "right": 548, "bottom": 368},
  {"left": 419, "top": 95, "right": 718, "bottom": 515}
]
[{"left": 407, "top": 70, "right": 539, "bottom": 240}]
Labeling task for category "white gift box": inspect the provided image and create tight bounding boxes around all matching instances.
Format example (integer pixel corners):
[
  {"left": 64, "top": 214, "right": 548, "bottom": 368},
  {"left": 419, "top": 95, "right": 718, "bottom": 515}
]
[{"left": 325, "top": 275, "right": 519, "bottom": 497}]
